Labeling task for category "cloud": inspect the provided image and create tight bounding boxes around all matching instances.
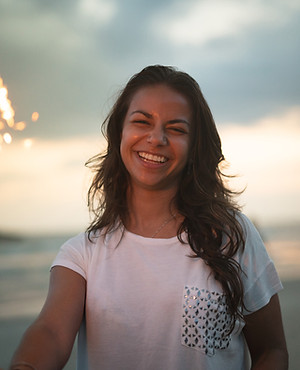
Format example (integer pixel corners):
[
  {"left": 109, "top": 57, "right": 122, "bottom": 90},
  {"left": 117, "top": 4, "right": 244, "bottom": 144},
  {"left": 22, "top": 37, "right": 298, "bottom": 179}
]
[
  {"left": 0, "top": 0, "right": 299, "bottom": 140},
  {"left": 154, "top": 0, "right": 300, "bottom": 46},
  {"left": 77, "top": 0, "right": 117, "bottom": 23},
  {"left": 0, "top": 0, "right": 118, "bottom": 138}
]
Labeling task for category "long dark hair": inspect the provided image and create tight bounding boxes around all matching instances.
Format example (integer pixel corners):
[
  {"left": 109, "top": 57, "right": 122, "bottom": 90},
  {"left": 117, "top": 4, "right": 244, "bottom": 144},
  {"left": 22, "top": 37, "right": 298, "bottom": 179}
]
[{"left": 86, "top": 65, "right": 246, "bottom": 329}]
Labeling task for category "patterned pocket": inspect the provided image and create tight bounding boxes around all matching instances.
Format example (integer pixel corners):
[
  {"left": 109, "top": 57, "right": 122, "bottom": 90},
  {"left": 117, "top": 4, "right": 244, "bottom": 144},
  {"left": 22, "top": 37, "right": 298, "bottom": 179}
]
[{"left": 181, "top": 286, "right": 232, "bottom": 356}]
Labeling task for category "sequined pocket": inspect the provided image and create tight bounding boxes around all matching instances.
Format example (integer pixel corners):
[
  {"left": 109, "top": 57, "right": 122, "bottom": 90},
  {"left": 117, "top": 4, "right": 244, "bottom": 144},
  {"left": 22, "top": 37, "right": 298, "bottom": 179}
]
[{"left": 181, "top": 286, "right": 232, "bottom": 356}]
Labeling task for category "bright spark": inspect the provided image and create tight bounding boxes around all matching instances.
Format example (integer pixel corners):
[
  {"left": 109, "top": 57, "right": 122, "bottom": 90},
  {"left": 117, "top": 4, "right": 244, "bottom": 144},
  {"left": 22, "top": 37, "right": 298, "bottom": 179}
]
[
  {"left": 0, "top": 76, "right": 39, "bottom": 148},
  {"left": 23, "top": 138, "right": 33, "bottom": 149},
  {"left": 14, "top": 121, "right": 26, "bottom": 131},
  {"left": 0, "top": 77, "right": 15, "bottom": 127},
  {"left": 31, "top": 112, "right": 39, "bottom": 122},
  {"left": 3, "top": 132, "right": 12, "bottom": 144}
]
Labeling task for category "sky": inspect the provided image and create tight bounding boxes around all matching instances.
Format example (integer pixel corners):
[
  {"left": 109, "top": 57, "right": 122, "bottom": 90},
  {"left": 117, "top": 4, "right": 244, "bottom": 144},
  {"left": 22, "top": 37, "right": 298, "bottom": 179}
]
[{"left": 0, "top": 0, "right": 299, "bottom": 235}]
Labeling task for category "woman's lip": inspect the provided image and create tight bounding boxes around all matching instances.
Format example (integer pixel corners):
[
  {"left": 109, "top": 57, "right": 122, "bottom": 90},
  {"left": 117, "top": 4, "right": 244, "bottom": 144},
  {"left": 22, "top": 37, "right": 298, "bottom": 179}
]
[{"left": 137, "top": 151, "right": 169, "bottom": 164}]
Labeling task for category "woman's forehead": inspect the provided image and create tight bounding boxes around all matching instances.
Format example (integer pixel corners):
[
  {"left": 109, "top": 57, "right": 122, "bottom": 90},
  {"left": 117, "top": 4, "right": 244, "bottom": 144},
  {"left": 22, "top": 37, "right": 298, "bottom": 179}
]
[{"left": 127, "top": 84, "right": 192, "bottom": 116}]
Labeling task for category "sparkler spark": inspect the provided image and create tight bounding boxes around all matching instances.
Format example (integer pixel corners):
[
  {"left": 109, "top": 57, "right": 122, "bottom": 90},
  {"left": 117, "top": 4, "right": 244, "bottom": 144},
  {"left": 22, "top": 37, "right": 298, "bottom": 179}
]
[
  {"left": 23, "top": 138, "right": 34, "bottom": 149},
  {"left": 0, "top": 76, "right": 39, "bottom": 148},
  {"left": 31, "top": 112, "right": 39, "bottom": 122},
  {"left": 3, "top": 132, "right": 12, "bottom": 144}
]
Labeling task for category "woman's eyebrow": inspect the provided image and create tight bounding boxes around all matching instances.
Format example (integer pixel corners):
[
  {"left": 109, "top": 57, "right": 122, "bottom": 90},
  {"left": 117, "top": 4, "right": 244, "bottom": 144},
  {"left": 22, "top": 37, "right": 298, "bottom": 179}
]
[
  {"left": 130, "top": 110, "right": 152, "bottom": 118},
  {"left": 167, "top": 119, "right": 190, "bottom": 126},
  {"left": 130, "top": 110, "right": 190, "bottom": 126}
]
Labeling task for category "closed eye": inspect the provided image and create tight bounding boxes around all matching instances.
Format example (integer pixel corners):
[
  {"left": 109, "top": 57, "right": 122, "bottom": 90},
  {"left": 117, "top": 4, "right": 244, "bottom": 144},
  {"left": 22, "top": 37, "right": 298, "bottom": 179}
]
[
  {"left": 132, "top": 120, "right": 150, "bottom": 125},
  {"left": 132, "top": 119, "right": 149, "bottom": 124},
  {"left": 167, "top": 126, "right": 189, "bottom": 134}
]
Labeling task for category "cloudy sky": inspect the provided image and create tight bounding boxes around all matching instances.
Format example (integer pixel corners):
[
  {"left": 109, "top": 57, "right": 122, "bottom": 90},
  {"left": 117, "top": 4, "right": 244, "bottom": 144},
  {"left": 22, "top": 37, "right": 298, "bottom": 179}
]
[{"left": 0, "top": 0, "right": 299, "bottom": 235}]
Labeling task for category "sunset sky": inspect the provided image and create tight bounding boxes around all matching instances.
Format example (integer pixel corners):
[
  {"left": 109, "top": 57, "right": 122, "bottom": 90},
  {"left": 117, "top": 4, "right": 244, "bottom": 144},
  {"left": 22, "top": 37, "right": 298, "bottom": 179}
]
[{"left": 0, "top": 0, "right": 299, "bottom": 235}]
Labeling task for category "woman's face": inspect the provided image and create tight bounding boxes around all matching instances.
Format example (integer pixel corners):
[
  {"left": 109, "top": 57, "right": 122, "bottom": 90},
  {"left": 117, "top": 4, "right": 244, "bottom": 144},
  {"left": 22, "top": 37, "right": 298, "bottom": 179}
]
[{"left": 120, "top": 84, "right": 192, "bottom": 192}]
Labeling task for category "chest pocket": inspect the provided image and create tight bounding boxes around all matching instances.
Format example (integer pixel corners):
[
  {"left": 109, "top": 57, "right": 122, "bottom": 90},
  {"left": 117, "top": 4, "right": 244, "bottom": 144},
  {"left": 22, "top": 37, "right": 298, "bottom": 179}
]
[{"left": 181, "top": 286, "right": 232, "bottom": 356}]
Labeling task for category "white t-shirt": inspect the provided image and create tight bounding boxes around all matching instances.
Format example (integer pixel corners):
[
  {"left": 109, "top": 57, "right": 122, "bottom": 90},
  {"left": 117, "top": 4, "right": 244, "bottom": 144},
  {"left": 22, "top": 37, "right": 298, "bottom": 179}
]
[{"left": 51, "top": 214, "right": 282, "bottom": 370}]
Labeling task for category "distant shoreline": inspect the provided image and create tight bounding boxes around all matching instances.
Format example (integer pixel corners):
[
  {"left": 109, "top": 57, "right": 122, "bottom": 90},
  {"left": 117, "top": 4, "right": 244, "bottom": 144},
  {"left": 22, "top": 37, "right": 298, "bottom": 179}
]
[{"left": 0, "top": 232, "right": 24, "bottom": 242}]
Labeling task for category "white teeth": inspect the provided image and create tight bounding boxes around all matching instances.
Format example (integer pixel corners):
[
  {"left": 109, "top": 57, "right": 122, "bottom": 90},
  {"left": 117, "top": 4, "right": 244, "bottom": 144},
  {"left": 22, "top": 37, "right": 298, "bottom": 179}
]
[{"left": 138, "top": 152, "right": 168, "bottom": 163}]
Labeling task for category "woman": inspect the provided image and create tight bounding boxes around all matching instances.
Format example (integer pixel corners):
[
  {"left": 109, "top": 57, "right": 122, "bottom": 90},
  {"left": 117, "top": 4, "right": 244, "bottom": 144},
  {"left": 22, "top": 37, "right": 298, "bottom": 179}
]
[{"left": 10, "top": 65, "right": 288, "bottom": 369}]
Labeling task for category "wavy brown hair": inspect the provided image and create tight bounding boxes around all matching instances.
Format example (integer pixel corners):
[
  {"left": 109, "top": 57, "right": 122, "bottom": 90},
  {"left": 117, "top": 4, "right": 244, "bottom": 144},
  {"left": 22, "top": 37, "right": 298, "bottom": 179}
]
[{"left": 86, "top": 65, "right": 246, "bottom": 329}]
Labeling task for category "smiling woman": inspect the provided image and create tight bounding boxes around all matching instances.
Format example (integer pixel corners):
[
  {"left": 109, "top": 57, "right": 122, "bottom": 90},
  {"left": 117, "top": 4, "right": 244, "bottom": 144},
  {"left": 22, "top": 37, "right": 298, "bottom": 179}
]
[
  {"left": 120, "top": 84, "right": 191, "bottom": 194},
  {"left": 9, "top": 65, "right": 288, "bottom": 370}
]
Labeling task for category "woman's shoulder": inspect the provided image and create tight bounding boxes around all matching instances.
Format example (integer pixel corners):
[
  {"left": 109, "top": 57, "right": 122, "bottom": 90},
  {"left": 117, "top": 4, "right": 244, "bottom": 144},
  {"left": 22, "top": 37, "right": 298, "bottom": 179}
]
[
  {"left": 60, "top": 229, "right": 105, "bottom": 251},
  {"left": 51, "top": 229, "right": 109, "bottom": 270},
  {"left": 63, "top": 225, "right": 124, "bottom": 250},
  {"left": 233, "top": 212, "right": 271, "bottom": 265},
  {"left": 234, "top": 211, "right": 263, "bottom": 240}
]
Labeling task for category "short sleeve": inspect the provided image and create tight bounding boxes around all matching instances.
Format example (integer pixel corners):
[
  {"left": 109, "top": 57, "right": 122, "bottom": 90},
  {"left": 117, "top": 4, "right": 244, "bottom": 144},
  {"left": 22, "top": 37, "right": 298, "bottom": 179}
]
[
  {"left": 51, "top": 232, "right": 88, "bottom": 280},
  {"left": 237, "top": 214, "right": 283, "bottom": 314}
]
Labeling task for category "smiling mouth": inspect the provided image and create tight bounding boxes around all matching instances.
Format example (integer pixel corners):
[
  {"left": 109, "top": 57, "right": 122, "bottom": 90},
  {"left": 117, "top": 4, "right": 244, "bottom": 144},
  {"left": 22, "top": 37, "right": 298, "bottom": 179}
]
[{"left": 138, "top": 151, "right": 168, "bottom": 163}]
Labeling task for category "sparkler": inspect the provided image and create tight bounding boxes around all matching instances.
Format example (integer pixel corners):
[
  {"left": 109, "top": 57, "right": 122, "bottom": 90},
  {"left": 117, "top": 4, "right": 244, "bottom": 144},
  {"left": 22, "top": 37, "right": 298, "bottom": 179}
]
[{"left": 0, "top": 76, "right": 39, "bottom": 148}]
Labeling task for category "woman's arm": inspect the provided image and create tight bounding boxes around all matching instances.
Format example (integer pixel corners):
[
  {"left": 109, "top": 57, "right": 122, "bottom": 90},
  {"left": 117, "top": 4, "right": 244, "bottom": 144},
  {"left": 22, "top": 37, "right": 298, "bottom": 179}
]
[
  {"left": 243, "top": 294, "right": 288, "bottom": 370},
  {"left": 10, "top": 266, "right": 86, "bottom": 370}
]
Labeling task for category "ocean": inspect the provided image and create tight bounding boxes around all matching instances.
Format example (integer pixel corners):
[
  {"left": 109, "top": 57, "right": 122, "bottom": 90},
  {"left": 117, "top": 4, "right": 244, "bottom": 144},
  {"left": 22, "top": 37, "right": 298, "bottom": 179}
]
[{"left": 0, "top": 225, "right": 299, "bottom": 369}]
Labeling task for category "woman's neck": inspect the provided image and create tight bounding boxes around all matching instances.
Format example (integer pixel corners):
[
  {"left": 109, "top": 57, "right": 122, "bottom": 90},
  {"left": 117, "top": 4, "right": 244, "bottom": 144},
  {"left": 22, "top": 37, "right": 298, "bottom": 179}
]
[{"left": 125, "top": 186, "right": 182, "bottom": 238}]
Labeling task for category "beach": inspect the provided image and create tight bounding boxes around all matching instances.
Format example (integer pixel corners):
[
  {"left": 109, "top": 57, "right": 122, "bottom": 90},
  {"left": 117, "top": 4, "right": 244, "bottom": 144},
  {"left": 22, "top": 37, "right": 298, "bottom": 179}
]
[{"left": 0, "top": 230, "right": 299, "bottom": 369}]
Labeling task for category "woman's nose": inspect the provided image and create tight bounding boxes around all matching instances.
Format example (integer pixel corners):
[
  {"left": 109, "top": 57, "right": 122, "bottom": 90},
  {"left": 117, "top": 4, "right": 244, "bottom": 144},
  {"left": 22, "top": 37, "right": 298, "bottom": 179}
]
[{"left": 146, "top": 126, "right": 167, "bottom": 145}]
